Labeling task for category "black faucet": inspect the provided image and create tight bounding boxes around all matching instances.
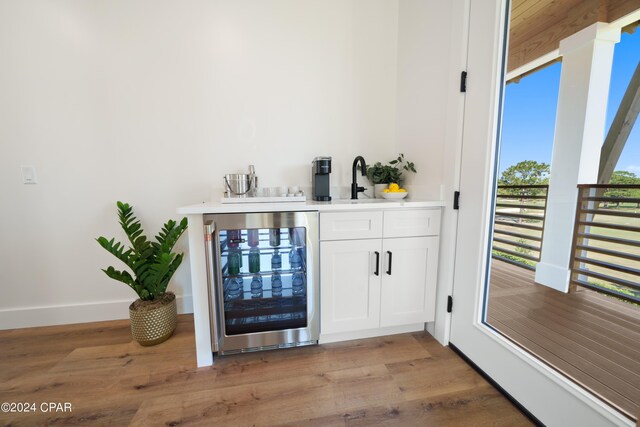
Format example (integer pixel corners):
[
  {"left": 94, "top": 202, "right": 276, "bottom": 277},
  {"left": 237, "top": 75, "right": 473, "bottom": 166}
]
[{"left": 351, "top": 156, "right": 367, "bottom": 200}]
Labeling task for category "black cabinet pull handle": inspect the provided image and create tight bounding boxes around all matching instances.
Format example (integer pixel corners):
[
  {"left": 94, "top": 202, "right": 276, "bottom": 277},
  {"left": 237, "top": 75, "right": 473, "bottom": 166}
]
[
  {"left": 374, "top": 251, "right": 380, "bottom": 276},
  {"left": 386, "top": 251, "right": 393, "bottom": 275}
]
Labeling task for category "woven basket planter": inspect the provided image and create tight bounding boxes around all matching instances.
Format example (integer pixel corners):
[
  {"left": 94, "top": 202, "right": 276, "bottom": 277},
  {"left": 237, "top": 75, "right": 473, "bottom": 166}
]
[{"left": 129, "top": 293, "right": 177, "bottom": 346}]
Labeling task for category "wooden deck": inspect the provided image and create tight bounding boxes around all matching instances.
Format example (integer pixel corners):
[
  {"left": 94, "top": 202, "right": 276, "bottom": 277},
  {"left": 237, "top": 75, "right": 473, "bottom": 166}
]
[
  {"left": 487, "top": 259, "right": 640, "bottom": 421},
  {"left": 0, "top": 314, "right": 531, "bottom": 426}
]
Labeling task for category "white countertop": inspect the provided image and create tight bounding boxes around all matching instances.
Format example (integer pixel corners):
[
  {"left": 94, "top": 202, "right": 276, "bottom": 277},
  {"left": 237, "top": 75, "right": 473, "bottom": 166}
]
[{"left": 178, "top": 198, "right": 445, "bottom": 214}]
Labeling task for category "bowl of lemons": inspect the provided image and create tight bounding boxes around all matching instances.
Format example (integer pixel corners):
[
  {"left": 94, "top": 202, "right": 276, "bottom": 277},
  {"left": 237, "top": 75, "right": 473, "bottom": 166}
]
[{"left": 381, "top": 183, "right": 408, "bottom": 199}]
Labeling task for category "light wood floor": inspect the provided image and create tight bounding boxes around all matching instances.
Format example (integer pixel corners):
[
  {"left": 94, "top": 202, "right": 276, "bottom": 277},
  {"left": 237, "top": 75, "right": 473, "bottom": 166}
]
[
  {"left": 487, "top": 259, "right": 640, "bottom": 422},
  {"left": 0, "top": 315, "right": 531, "bottom": 426}
]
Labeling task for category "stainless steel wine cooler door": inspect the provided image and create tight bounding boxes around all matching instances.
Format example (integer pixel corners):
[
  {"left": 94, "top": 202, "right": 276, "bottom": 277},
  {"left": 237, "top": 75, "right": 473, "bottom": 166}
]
[{"left": 205, "top": 211, "right": 319, "bottom": 354}]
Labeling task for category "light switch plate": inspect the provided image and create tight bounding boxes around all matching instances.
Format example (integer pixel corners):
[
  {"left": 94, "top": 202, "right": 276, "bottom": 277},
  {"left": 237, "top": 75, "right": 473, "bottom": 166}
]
[{"left": 21, "top": 165, "right": 38, "bottom": 184}]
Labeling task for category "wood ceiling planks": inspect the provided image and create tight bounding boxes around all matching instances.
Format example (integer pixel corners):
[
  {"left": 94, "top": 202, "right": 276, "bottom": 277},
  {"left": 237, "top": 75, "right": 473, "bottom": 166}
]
[
  {"left": 511, "top": 0, "right": 557, "bottom": 30},
  {"left": 508, "top": 0, "right": 640, "bottom": 74}
]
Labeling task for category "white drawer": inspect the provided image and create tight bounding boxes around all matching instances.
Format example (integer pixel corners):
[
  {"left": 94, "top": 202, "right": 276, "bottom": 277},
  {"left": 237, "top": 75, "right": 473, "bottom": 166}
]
[
  {"left": 383, "top": 209, "right": 441, "bottom": 238},
  {"left": 320, "top": 211, "right": 383, "bottom": 241}
]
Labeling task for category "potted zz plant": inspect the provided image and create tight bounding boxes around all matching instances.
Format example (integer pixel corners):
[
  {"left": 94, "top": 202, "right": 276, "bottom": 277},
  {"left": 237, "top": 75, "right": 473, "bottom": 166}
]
[
  {"left": 367, "top": 153, "right": 417, "bottom": 198},
  {"left": 97, "top": 202, "right": 188, "bottom": 346}
]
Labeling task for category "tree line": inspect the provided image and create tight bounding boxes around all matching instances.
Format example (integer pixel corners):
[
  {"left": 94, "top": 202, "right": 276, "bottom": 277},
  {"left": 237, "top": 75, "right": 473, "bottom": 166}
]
[{"left": 498, "top": 160, "right": 640, "bottom": 206}]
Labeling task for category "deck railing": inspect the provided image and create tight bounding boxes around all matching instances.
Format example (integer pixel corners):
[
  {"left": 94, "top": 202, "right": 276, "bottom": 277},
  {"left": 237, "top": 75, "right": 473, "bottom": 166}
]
[
  {"left": 492, "top": 185, "right": 549, "bottom": 270},
  {"left": 570, "top": 184, "right": 640, "bottom": 303}
]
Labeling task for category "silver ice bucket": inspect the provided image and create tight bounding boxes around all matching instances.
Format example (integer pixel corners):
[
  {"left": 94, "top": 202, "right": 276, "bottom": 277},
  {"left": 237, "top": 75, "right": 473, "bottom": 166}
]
[{"left": 224, "top": 173, "right": 257, "bottom": 197}]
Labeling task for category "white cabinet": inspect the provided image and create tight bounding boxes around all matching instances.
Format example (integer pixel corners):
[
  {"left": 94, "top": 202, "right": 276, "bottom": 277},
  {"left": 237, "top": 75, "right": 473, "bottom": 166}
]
[
  {"left": 320, "top": 208, "right": 441, "bottom": 341},
  {"left": 320, "top": 239, "right": 382, "bottom": 334},
  {"left": 379, "top": 236, "right": 439, "bottom": 327}
]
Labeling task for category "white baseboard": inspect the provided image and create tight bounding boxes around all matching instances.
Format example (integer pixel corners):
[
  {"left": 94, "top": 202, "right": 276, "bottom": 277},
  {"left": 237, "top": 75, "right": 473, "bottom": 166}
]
[
  {"left": 0, "top": 295, "right": 194, "bottom": 330},
  {"left": 319, "top": 323, "right": 426, "bottom": 344}
]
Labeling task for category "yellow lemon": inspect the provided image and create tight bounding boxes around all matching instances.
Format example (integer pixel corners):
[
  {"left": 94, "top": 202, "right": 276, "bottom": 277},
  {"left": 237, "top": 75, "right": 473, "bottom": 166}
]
[
  {"left": 383, "top": 188, "right": 390, "bottom": 193},
  {"left": 389, "top": 183, "right": 400, "bottom": 192},
  {"left": 398, "top": 188, "right": 407, "bottom": 192}
]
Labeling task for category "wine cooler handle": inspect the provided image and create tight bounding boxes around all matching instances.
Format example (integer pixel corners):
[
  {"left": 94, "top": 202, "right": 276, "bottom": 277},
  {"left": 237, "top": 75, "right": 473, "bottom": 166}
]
[
  {"left": 374, "top": 251, "right": 380, "bottom": 276},
  {"left": 386, "top": 251, "right": 392, "bottom": 275},
  {"left": 204, "top": 221, "right": 220, "bottom": 353}
]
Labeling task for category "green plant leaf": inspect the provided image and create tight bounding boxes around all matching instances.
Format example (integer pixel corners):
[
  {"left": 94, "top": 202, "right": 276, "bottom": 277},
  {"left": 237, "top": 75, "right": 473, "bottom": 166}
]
[
  {"left": 102, "top": 267, "right": 137, "bottom": 292},
  {"left": 96, "top": 237, "right": 136, "bottom": 271},
  {"left": 155, "top": 217, "right": 188, "bottom": 254},
  {"left": 97, "top": 202, "right": 188, "bottom": 301},
  {"left": 366, "top": 153, "right": 417, "bottom": 184}
]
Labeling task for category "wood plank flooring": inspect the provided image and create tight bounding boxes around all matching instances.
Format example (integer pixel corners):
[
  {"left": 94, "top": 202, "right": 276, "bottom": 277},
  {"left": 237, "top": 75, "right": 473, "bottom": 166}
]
[
  {"left": 0, "top": 315, "right": 531, "bottom": 426},
  {"left": 487, "top": 259, "right": 640, "bottom": 422}
]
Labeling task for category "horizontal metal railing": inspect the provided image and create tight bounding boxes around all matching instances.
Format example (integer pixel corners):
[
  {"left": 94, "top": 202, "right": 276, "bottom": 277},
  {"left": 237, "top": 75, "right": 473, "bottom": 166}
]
[
  {"left": 492, "top": 185, "right": 549, "bottom": 270},
  {"left": 570, "top": 184, "right": 640, "bottom": 304}
]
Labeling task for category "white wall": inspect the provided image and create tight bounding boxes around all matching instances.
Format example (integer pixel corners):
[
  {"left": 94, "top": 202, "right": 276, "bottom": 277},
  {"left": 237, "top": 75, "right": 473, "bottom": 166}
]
[
  {"left": 396, "top": 0, "right": 452, "bottom": 200},
  {"left": 0, "top": 0, "right": 401, "bottom": 328},
  {"left": 0, "top": 0, "right": 464, "bottom": 331}
]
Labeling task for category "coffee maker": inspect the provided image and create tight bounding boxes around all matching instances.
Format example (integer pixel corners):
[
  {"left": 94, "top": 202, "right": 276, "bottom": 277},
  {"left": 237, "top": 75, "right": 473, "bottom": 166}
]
[{"left": 312, "top": 157, "right": 332, "bottom": 201}]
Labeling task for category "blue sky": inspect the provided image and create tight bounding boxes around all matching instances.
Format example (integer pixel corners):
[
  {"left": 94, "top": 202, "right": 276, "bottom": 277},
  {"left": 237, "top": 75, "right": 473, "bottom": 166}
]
[{"left": 499, "top": 30, "right": 640, "bottom": 176}]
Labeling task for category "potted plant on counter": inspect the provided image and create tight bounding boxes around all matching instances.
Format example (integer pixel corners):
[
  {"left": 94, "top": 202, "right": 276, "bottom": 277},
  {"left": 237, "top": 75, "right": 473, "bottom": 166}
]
[
  {"left": 97, "top": 202, "right": 188, "bottom": 346},
  {"left": 367, "top": 153, "right": 417, "bottom": 198}
]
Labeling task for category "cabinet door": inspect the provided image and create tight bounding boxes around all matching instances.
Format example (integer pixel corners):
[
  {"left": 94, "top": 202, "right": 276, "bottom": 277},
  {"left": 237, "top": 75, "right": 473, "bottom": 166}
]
[
  {"left": 380, "top": 236, "right": 439, "bottom": 327},
  {"left": 320, "top": 239, "right": 382, "bottom": 334}
]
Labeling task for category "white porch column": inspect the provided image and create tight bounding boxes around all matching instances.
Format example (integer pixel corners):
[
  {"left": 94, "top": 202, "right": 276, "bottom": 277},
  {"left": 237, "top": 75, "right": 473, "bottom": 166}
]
[{"left": 535, "top": 23, "right": 620, "bottom": 292}]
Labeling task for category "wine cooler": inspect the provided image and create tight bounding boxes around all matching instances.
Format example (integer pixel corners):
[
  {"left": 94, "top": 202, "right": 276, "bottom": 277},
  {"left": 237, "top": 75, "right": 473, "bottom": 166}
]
[{"left": 204, "top": 211, "right": 319, "bottom": 354}]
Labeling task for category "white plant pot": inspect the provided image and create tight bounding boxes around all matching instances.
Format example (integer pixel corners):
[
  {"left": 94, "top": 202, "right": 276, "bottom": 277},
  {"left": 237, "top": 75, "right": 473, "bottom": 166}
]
[{"left": 374, "top": 184, "right": 389, "bottom": 198}]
